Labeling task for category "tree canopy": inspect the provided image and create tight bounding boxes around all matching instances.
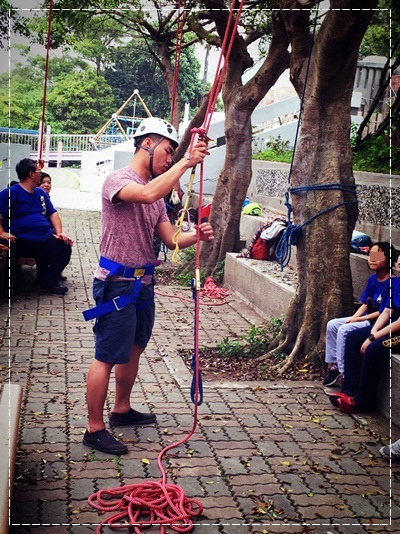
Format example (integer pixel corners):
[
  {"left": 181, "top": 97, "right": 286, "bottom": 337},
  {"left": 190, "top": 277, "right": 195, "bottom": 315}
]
[
  {"left": 0, "top": 0, "right": 30, "bottom": 49},
  {"left": 0, "top": 52, "right": 116, "bottom": 132},
  {"left": 359, "top": 0, "right": 400, "bottom": 59},
  {"left": 35, "top": 0, "right": 208, "bottom": 127},
  {"left": 104, "top": 39, "right": 204, "bottom": 120}
]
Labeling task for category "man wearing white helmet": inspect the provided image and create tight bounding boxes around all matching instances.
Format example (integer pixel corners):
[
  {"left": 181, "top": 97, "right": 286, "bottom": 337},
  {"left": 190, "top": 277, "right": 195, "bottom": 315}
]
[{"left": 82, "top": 117, "right": 213, "bottom": 455}]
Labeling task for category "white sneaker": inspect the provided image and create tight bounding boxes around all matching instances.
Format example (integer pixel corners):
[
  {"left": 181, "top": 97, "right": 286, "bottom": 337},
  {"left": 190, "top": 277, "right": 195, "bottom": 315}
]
[{"left": 379, "top": 439, "right": 400, "bottom": 462}]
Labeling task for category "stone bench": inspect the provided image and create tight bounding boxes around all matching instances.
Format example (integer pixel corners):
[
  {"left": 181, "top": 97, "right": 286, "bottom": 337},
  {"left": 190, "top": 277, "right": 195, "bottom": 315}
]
[
  {"left": 224, "top": 252, "right": 295, "bottom": 318},
  {"left": 0, "top": 383, "right": 23, "bottom": 532},
  {"left": 378, "top": 354, "right": 400, "bottom": 425}
]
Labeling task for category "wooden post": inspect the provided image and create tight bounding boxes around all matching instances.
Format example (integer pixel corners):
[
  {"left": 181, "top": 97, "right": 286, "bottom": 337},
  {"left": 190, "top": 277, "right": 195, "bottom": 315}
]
[
  {"left": 57, "top": 141, "right": 63, "bottom": 168},
  {"left": 44, "top": 124, "right": 51, "bottom": 166}
]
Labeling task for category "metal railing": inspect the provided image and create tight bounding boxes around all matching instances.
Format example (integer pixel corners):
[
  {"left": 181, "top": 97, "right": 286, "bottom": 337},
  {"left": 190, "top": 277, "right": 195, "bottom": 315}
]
[{"left": 0, "top": 132, "right": 99, "bottom": 152}]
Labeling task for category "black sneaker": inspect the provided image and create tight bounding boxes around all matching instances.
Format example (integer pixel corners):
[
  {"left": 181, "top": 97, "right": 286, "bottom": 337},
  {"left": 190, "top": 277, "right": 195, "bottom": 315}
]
[
  {"left": 41, "top": 285, "right": 68, "bottom": 295},
  {"left": 322, "top": 367, "right": 341, "bottom": 386},
  {"left": 83, "top": 429, "right": 128, "bottom": 455},
  {"left": 109, "top": 408, "right": 156, "bottom": 427}
]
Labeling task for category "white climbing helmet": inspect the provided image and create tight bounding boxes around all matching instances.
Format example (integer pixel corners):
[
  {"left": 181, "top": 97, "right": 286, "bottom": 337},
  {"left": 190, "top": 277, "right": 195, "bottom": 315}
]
[{"left": 133, "top": 117, "right": 179, "bottom": 148}]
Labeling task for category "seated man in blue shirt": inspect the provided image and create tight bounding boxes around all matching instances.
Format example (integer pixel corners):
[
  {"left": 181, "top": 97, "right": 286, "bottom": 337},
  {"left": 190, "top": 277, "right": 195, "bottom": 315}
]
[{"left": 0, "top": 158, "right": 72, "bottom": 295}]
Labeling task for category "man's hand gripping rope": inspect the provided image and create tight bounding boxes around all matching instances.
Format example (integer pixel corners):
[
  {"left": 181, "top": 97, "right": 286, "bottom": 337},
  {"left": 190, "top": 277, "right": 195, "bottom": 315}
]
[{"left": 171, "top": 129, "right": 210, "bottom": 264}]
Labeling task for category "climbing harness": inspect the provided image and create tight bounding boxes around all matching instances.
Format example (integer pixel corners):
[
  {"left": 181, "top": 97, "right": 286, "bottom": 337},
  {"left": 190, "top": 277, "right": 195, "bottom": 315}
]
[
  {"left": 275, "top": 6, "right": 358, "bottom": 269},
  {"left": 82, "top": 257, "right": 158, "bottom": 321}
]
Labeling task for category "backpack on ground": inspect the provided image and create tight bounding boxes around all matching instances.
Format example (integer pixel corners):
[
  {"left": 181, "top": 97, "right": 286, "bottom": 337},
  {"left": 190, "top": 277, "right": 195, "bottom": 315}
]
[
  {"left": 350, "top": 231, "right": 372, "bottom": 255},
  {"left": 237, "top": 218, "right": 287, "bottom": 261}
]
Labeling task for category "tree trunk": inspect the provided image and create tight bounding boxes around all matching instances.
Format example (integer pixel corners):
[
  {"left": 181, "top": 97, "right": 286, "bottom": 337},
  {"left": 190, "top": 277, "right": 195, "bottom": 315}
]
[
  {"left": 259, "top": 1, "right": 378, "bottom": 373},
  {"left": 202, "top": 106, "right": 254, "bottom": 271},
  {"left": 200, "top": 10, "right": 290, "bottom": 272}
]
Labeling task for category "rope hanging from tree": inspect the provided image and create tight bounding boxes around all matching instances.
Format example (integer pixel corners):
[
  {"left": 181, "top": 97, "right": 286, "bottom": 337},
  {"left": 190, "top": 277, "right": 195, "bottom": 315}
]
[
  {"left": 171, "top": 0, "right": 246, "bottom": 263},
  {"left": 37, "top": 0, "right": 54, "bottom": 166},
  {"left": 87, "top": 2, "right": 245, "bottom": 532},
  {"left": 170, "top": 1, "right": 186, "bottom": 123},
  {"left": 275, "top": 5, "right": 358, "bottom": 269}
]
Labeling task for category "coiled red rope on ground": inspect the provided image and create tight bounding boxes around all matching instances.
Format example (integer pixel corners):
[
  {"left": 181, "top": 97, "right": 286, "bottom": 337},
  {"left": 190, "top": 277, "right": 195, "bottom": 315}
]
[
  {"left": 88, "top": 480, "right": 203, "bottom": 534},
  {"left": 155, "top": 277, "right": 229, "bottom": 306},
  {"left": 202, "top": 276, "right": 229, "bottom": 303}
]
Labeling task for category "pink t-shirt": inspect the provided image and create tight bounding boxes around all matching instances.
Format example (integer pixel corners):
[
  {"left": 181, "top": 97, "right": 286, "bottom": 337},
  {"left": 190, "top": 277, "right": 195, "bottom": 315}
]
[{"left": 94, "top": 166, "right": 169, "bottom": 281}]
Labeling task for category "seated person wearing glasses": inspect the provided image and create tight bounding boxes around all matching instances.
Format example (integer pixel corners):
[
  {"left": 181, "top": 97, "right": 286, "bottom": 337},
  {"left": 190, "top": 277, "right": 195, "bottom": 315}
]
[{"left": 0, "top": 158, "right": 72, "bottom": 295}]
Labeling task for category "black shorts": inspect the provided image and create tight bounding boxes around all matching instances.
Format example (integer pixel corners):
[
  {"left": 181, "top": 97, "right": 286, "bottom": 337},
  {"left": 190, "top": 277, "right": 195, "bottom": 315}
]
[{"left": 93, "top": 278, "right": 155, "bottom": 364}]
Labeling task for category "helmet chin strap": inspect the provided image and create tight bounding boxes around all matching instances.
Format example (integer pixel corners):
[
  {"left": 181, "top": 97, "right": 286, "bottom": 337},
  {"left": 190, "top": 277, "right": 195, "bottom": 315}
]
[{"left": 136, "top": 136, "right": 165, "bottom": 179}]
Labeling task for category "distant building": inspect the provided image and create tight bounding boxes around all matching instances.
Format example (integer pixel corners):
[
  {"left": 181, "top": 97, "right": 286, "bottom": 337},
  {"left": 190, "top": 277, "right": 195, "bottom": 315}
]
[{"left": 354, "top": 55, "right": 388, "bottom": 115}]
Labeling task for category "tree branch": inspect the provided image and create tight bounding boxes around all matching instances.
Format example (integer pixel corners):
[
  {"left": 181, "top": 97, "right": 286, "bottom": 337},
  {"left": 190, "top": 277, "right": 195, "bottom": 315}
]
[{"left": 174, "top": 92, "right": 211, "bottom": 160}]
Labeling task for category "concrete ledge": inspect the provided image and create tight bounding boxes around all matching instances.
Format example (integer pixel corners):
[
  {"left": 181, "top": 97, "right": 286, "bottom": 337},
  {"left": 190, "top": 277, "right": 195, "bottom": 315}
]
[
  {"left": 377, "top": 353, "right": 400, "bottom": 428},
  {"left": 224, "top": 252, "right": 295, "bottom": 319},
  {"left": 0, "top": 383, "right": 23, "bottom": 533}
]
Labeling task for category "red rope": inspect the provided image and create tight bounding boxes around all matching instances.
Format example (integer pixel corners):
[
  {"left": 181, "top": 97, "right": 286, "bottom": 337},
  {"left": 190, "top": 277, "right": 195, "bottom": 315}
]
[
  {"left": 170, "top": 2, "right": 186, "bottom": 124},
  {"left": 203, "top": 276, "right": 229, "bottom": 303},
  {"left": 38, "top": 0, "right": 53, "bottom": 165},
  {"left": 155, "top": 287, "right": 228, "bottom": 306},
  {"left": 87, "top": 2, "right": 244, "bottom": 531},
  {"left": 88, "top": 480, "right": 203, "bottom": 534},
  {"left": 202, "top": 0, "right": 245, "bottom": 134}
]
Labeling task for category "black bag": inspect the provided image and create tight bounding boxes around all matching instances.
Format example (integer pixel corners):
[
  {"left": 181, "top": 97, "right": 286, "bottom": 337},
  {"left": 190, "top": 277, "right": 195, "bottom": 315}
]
[{"left": 350, "top": 231, "right": 372, "bottom": 254}]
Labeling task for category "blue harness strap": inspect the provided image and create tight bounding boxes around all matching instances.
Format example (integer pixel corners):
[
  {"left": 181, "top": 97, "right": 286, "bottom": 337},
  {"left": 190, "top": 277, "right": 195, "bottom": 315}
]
[{"left": 82, "top": 257, "right": 157, "bottom": 321}]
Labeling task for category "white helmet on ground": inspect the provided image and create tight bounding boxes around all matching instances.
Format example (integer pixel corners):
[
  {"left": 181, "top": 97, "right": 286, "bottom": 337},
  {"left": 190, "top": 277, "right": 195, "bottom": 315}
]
[{"left": 133, "top": 117, "right": 178, "bottom": 148}]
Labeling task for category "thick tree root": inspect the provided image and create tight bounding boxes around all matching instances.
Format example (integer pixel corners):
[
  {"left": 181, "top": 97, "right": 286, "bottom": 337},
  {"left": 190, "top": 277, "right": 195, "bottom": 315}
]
[
  {"left": 276, "top": 337, "right": 304, "bottom": 376},
  {"left": 255, "top": 337, "right": 293, "bottom": 363}
]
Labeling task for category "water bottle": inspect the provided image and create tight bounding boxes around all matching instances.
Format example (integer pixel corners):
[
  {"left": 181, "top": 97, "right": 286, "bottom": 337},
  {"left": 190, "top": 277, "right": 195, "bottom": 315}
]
[{"left": 242, "top": 196, "right": 250, "bottom": 209}]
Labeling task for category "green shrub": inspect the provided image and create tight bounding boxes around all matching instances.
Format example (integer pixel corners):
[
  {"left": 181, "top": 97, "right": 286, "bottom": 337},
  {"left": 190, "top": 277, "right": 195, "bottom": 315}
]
[
  {"left": 253, "top": 136, "right": 293, "bottom": 163},
  {"left": 352, "top": 135, "right": 400, "bottom": 175},
  {"left": 253, "top": 148, "right": 293, "bottom": 164},
  {"left": 216, "top": 319, "right": 284, "bottom": 359}
]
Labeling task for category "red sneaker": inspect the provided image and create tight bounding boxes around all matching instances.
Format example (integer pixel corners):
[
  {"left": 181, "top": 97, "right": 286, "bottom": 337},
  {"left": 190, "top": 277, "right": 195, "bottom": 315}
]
[
  {"left": 336, "top": 396, "right": 358, "bottom": 414},
  {"left": 329, "top": 392, "right": 352, "bottom": 407}
]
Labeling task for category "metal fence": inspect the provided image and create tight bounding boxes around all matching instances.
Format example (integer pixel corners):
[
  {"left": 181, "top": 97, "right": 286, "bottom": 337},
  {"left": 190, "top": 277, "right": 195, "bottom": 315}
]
[{"left": 0, "top": 132, "right": 99, "bottom": 152}]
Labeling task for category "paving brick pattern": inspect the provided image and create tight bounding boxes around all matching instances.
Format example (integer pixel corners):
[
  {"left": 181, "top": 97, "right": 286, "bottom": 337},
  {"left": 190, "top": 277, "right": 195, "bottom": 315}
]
[{"left": 1, "top": 208, "right": 399, "bottom": 533}]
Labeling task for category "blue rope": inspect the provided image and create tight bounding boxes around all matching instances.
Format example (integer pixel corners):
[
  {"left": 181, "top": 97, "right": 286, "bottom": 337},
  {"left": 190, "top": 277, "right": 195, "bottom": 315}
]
[
  {"left": 276, "top": 184, "right": 358, "bottom": 269},
  {"left": 189, "top": 278, "right": 204, "bottom": 405},
  {"left": 190, "top": 352, "right": 204, "bottom": 406}
]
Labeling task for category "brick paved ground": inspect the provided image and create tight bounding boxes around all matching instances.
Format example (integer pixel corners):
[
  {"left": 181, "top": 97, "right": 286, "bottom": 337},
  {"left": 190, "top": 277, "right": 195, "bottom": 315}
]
[{"left": 1, "top": 208, "right": 399, "bottom": 534}]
